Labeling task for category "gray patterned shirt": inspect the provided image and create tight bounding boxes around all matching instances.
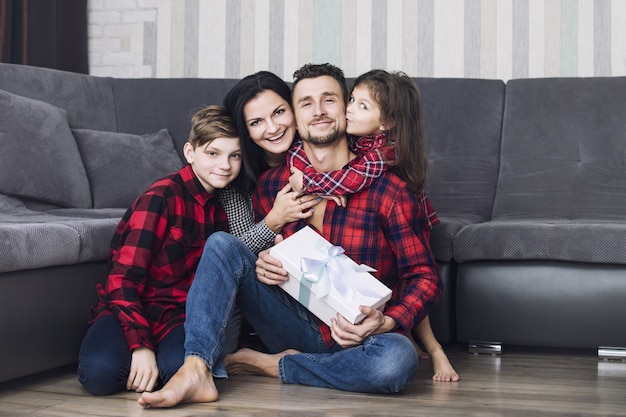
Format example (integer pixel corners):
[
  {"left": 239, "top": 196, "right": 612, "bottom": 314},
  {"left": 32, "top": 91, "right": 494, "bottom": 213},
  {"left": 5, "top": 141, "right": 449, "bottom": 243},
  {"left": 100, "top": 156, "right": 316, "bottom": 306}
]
[{"left": 216, "top": 187, "right": 276, "bottom": 255}]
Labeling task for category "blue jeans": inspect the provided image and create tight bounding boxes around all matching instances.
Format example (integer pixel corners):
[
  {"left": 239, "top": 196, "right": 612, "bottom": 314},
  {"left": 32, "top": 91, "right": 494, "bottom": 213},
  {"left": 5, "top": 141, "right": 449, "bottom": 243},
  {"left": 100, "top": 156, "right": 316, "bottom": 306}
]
[
  {"left": 77, "top": 315, "right": 185, "bottom": 395},
  {"left": 185, "top": 231, "right": 418, "bottom": 393}
]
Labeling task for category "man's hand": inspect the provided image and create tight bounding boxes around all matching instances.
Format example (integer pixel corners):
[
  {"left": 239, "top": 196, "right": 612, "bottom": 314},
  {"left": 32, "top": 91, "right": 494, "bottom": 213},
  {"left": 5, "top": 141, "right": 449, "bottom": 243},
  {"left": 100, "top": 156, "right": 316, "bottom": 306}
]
[
  {"left": 256, "top": 235, "right": 289, "bottom": 285},
  {"left": 330, "top": 306, "right": 397, "bottom": 348},
  {"left": 127, "top": 347, "right": 159, "bottom": 392}
]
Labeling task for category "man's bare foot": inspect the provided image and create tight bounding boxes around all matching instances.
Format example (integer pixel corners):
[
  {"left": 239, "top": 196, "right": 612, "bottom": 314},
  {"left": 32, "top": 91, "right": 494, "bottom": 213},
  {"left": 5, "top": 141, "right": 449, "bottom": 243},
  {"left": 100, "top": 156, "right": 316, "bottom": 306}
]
[
  {"left": 224, "top": 348, "right": 299, "bottom": 378},
  {"left": 430, "top": 347, "right": 460, "bottom": 382},
  {"left": 138, "top": 356, "right": 218, "bottom": 408}
]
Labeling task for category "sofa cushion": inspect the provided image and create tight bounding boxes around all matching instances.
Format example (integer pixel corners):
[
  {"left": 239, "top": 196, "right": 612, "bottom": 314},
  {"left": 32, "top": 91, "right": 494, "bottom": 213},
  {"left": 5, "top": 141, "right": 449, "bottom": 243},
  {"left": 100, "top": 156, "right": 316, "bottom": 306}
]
[
  {"left": 454, "top": 219, "right": 626, "bottom": 264},
  {"left": 494, "top": 77, "right": 626, "bottom": 221},
  {"left": 430, "top": 215, "right": 483, "bottom": 262},
  {"left": 0, "top": 221, "right": 81, "bottom": 273},
  {"left": 0, "top": 89, "right": 92, "bottom": 208},
  {"left": 73, "top": 128, "right": 183, "bottom": 208},
  {"left": 417, "top": 78, "right": 505, "bottom": 222}
]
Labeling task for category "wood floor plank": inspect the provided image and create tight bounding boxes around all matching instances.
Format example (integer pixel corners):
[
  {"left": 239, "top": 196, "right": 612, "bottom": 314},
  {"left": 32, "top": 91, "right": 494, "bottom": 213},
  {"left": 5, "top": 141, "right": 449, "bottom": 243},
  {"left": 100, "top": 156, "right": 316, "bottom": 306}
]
[{"left": 1, "top": 344, "right": 625, "bottom": 416}]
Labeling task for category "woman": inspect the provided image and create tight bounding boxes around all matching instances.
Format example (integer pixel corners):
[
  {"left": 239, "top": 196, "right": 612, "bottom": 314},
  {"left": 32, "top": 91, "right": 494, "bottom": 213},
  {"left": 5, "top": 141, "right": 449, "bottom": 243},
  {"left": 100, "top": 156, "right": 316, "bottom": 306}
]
[
  {"left": 216, "top": 71, "right": 322, "bottom": 356},
  {"left": 217, "top": 71, "right": 320, "bottom": 254}
]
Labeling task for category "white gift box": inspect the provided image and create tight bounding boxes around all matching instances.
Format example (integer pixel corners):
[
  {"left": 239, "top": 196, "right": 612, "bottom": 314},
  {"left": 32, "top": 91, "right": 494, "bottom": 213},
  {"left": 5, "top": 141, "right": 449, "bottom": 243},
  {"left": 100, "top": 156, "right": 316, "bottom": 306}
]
[{"left": 269, "top": 226, "right": 392, "bottom": 326}]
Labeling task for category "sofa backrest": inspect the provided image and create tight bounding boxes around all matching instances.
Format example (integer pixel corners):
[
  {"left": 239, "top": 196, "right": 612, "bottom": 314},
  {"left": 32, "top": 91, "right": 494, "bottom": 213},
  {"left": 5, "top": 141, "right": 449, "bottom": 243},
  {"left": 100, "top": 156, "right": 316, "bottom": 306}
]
[
  {"left": 417, "top": 78, "right": 505, "bottom": 222},
  {"left": 110, "top": 78, "right": 240, "bottom": 161},
  {"left": 495, "top": 77, "right": 626, "bottom": 220},
  {"left": 0, "top": 63, "right": 117, "bottom": 131},
  {"left": 0, "top": 64, "right": 190, "bottom": 208},
  {"left": 0, "top": 64, "right": 241, "bottom": 163}
]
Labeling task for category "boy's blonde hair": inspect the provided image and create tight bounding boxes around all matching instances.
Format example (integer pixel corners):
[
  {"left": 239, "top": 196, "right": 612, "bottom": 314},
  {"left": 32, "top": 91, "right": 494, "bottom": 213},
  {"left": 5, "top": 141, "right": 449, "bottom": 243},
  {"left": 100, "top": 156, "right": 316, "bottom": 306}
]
[{"left": 188, "top": 105, "right": 238, "bottom": 148}]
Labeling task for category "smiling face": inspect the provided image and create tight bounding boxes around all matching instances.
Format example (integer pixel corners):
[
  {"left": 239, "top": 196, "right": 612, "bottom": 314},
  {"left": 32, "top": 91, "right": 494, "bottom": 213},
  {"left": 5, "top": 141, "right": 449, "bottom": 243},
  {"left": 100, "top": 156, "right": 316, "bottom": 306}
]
[
  {"left": 243, "top": 90, "right": 296, "bottom": 165},
  {"left": 183, "top": 136, "right": 242, "bottom": 194},
  {"left": 292, "top": 75, "right": 347, "bottom": 146},
  {"left": 346, "top": 84, "right": 385, "bottom": 137}
]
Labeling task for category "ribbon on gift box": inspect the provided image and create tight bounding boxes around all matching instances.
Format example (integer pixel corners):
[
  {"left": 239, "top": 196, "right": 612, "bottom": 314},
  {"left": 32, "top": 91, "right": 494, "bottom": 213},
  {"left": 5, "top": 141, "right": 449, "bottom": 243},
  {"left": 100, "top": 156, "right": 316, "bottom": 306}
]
[{"left": 299, "top": 240, "right": 379, "bottom": 307}]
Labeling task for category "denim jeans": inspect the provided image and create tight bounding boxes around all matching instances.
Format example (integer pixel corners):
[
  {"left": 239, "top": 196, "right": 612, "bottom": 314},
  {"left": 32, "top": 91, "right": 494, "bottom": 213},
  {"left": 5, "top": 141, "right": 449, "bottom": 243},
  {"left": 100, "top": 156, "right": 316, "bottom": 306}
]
[
  {"left": 185, "top": 231, "right": 418, "bottom": 393},
  {"left": 77, "top": 315, "right": 184, "bottom": 395}
]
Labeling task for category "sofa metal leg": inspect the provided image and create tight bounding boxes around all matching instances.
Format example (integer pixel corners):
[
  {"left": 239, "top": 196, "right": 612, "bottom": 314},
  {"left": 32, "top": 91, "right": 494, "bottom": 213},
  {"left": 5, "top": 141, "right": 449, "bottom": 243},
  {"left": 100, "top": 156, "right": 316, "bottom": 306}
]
[
  {"left": 468, "top": 341, "right": 503, "bottom": 355},
  {"left": 598, "top": 347, "right": 626, "bottom": 361}
]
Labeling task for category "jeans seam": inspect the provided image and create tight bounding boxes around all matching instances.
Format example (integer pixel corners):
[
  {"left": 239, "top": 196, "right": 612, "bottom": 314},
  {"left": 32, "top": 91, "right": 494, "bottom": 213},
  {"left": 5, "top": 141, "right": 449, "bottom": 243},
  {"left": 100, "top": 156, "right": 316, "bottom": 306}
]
[{"left": 278, "top": 357, "right": 287, "bottom": 383}]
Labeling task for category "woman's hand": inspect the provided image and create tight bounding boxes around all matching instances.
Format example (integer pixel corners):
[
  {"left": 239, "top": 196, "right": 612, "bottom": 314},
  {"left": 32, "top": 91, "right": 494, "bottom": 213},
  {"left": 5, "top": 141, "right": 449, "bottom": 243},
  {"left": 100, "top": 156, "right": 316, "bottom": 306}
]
[
  {"left": 329, "top": 306, "right": 397, "bottom": 348},
  {"left": 255, "top": 235, "right": 289, "bottom": 285},
  {"left": 127, "top": 347, "right": 159, "bottom": 392},
  {"left": 264, "top": 184, "right": 321, "bottom": 233}
]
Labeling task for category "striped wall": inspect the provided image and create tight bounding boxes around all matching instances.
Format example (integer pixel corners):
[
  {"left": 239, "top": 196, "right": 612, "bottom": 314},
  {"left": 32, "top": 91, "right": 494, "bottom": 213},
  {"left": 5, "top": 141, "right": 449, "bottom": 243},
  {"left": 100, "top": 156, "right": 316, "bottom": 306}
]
[{"left": 87, "top": 0, "right": 626, "bottom": 80}]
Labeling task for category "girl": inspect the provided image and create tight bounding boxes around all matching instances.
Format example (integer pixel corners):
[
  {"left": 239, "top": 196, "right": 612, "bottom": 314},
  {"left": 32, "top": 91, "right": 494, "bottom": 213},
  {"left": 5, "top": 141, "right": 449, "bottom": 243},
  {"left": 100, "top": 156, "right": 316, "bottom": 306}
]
[{"left": 288, "top": 69, "right": 459, "bottom": 382}]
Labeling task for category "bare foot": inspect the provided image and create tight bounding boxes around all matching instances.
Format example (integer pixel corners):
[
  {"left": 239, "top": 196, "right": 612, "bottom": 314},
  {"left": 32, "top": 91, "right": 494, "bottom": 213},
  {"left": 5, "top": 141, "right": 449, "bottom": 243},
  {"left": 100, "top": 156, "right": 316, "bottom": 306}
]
[
  {"left": 138, "top": 356, "right": 218, "bottom": 408},
  {"left": 224, "top": 348, "right": 299, "bottom": 378},
  {"left": 430, "top": 347, "right": 460, "bottom": 382}
]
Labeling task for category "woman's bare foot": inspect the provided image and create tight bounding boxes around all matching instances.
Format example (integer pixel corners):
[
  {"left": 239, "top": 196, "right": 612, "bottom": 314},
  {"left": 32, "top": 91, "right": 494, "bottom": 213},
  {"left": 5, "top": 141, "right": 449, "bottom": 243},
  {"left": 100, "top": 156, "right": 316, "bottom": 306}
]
[
  {"left": 138, "top": 356, "right": 218, "bottom": 408},
  {"left": 430, "top": 347, "right": 460, "bottom": 382},
  {"left": 224, "top": 348, "right": 299, "bottom": 378}
]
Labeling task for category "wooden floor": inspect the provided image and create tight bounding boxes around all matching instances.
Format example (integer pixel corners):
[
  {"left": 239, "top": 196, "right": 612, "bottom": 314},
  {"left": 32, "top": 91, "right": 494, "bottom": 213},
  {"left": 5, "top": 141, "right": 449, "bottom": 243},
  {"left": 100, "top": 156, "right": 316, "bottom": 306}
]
[{"left": 1, "top": 344, "right": 625, "bottom": 416}]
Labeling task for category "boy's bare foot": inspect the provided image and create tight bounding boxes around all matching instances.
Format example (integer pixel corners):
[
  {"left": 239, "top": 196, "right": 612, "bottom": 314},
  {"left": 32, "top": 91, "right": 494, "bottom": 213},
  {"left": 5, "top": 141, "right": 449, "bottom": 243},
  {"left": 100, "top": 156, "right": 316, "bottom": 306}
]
[
  {"left": 138, "top": 356, "right": 218, "bottom": 408},
  {"left": 430, "top": 347, "right": 460, "bottom": 382},
  {"left": 224, "top": 348, "right": 299, "bottom": 378}
]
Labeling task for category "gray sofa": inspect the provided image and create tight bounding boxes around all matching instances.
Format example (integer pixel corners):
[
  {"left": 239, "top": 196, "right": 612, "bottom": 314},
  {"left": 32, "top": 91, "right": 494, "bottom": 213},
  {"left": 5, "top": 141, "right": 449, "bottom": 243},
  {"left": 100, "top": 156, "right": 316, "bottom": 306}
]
[
  {"left": 1, "top": 63, "right": 624, "bottom": 384},
  {"left": 454, "top": 78, "right": 626, "bottom": 353},
  {"left": 0, "top": 63, "right": 238, "bottom": 383}
]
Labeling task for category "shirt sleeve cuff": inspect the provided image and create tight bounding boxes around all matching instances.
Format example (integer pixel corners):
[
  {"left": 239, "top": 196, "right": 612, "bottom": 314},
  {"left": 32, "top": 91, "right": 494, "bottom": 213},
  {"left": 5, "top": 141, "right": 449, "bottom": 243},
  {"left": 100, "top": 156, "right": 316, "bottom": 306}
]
[
  {"left": 257, "top": 219, "right": 277, "bottom": 240},
  {"left": 383, "top": 306, "right": 414, "bottom": 333},
  {"left": 125, "top": 329, "right": 154, "bottom": 352}
]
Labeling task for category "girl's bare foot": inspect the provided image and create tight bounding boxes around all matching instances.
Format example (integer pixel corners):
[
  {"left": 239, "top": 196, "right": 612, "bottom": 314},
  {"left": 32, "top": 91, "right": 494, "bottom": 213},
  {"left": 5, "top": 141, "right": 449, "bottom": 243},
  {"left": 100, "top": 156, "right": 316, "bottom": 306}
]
[
  {"left": 409, "top": 333, "right": 431, "bottom": 360},
  {"left": 430, "top": 347, "right": 460, "bottom": 382},
  {"left": 138, "top": 356, "right": 218, "bottom": 408},
  {"left": 224, "top": 348, "right": 300, "bottom": 378}
]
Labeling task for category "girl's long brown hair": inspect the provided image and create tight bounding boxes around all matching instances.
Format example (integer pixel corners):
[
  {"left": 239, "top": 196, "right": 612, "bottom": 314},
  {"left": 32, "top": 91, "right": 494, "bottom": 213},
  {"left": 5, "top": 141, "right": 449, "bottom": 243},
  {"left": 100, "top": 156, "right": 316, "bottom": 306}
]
[{"left": 352, "top": 70, "right": 428, "bottom": 194}]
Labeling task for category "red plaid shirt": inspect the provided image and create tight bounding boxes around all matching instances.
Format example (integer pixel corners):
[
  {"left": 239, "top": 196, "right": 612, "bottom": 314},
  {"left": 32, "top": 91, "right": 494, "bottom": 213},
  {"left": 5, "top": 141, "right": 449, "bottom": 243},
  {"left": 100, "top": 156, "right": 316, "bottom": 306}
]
[
  {"left": 254, "top": 163, "right": 442, "bottom": 347},
  {"left": 89, "top": 164, "right": 228, "bottom": 351},
  {"left": 288, "top": 134, "right": 439, "bottom": 229},
  {"left": 288, "top": 134, "right": 395, "bottom": 195}
]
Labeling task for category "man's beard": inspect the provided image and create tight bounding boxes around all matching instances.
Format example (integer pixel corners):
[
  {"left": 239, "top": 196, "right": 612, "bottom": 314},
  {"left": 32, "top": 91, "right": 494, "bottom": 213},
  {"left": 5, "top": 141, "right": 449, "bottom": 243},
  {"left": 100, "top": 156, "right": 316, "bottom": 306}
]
[{"left": 301, "top": 122, "right": 346, "bottom": 146}]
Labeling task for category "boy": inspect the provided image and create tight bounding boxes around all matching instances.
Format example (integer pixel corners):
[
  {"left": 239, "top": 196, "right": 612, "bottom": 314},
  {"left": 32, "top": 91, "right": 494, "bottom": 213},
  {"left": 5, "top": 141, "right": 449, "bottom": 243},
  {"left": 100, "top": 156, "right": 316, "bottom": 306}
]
[{"left": 77, "top": 106, "right": 242, "bottom": 395}]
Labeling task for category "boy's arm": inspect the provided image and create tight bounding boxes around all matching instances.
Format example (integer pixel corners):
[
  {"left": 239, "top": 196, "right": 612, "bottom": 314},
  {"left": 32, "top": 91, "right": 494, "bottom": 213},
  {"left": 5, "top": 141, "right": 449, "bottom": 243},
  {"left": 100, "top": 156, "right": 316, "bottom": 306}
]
[{"left": 104, "top": 194, "right": 169, "bottom": 351}]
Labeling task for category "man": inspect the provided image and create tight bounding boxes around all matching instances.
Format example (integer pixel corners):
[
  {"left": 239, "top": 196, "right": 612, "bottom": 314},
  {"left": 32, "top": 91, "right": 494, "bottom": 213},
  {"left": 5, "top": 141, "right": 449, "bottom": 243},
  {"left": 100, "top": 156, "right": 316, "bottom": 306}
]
[{"left": 139, "top": 64, "right": 442, "bottom": 408}]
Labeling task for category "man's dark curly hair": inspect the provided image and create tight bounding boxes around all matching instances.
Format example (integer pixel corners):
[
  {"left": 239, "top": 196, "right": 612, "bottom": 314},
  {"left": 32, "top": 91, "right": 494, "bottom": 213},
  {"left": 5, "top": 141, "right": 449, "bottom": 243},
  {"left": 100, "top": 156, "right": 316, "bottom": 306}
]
[{"left": 292, "top": 63, "right": 349, "bottom": 105}]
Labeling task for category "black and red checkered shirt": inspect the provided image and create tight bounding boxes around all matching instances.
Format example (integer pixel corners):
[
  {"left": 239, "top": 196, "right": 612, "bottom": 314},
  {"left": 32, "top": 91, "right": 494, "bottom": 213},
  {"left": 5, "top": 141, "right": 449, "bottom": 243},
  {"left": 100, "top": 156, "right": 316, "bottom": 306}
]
[
  {"left": 288, "top": 134, "right": 394, "bottom": 195},
  {"left": 89, "top": 164, "right": 228, "bottom": 351}
]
